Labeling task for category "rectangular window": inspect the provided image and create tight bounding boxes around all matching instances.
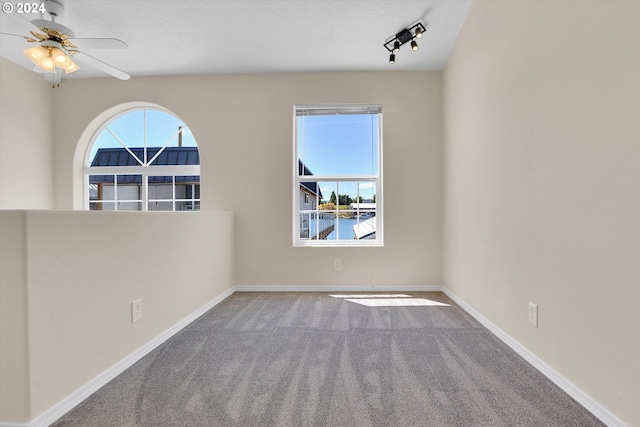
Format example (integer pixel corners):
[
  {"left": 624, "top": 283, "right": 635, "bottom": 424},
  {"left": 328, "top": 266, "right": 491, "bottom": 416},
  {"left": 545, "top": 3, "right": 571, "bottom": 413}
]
[
  {"left": 88, "top": 173, "right": 199, "bottom": 211},
  {"left": 294, "top": 104, "right": 383, "bottom": 246}
]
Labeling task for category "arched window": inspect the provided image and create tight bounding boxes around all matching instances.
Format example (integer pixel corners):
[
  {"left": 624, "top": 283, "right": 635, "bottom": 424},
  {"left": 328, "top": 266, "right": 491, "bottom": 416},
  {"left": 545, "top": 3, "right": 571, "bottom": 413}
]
[{"left": 85, "top": 108, "right": 200, "bottom": 211}]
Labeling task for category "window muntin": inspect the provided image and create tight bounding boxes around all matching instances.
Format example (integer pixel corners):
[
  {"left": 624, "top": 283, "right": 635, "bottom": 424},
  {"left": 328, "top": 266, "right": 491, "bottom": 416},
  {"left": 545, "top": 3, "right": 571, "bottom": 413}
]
[
  {"left": 147, "top": 175, "right": 200, "bottom": 211},
  {"left": 85, "top": 109, "right": 200, "bottom": 211},
  {"left": 294, "top": 105, "right": 383, "bottom": 246}
]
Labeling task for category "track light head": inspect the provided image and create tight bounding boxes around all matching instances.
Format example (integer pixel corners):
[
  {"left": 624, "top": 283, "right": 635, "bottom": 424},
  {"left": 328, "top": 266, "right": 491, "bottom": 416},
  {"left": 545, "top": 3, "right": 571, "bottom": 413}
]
[{"left": 383, "top": 21, "right": 425, "bottom": 64}]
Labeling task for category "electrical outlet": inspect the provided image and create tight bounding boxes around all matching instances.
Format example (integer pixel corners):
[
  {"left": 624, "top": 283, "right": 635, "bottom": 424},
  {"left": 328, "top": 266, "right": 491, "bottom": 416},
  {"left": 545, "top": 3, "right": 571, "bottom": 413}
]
[
  {"left": 333, "top": 259, "right": 342, "bottom": 271},
  {"left": 131, "top": 299, "right": 142, "bottom": 323},
  {"left": 528, "top": 302, "right": 538, "bottom": 327}
]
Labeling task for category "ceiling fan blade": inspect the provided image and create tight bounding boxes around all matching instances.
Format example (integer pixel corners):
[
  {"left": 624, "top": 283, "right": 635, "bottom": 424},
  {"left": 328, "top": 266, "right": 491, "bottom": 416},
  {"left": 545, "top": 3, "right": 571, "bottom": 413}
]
[
  {"left": 73, "top": 51, "right": 130, "bottom": 80},
  {"left": 0, "top": 3, "right": 47, "bottom": 44},
  {"left": 71, "top": 38, "right": 128, "bottom": 50},
  {"left": 0, "top": 31, "right": 28, "bottom": 39}
]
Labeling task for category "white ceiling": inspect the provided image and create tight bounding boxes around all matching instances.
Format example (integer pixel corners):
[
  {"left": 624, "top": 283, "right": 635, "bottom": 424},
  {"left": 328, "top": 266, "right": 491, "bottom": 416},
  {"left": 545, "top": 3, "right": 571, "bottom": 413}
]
[{"left": 0, "top": 0, "right": 472, "bottom": 80}]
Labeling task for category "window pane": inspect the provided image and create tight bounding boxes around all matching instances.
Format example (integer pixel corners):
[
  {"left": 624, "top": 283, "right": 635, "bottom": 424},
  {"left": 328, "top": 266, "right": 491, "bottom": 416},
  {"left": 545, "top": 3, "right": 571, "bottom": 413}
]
[
  {"left": 299, "top": 213, "right": 310, "bottom": 239},
  {"left": 175, "top": 176, "right": 200, "bottom": 185},
  {"left": 88, "top": 110, "right": 144, "bottom": 165},
  {"left": 176, "top": 200, "right": 200, "bottom": 211},
  {"left": 300, "top": 212, "right": 336, "bottom": 240},
  {"left": 149, "top": 201, "right": 173, "bottom": 211},
  {"left": 317, "top": 212, "right": 337, "bottom": 240},
  {"left": 358, "top": 180, "right": 376, "bottom": 203},
  {"left": 148, "top": 176, "right": 174, "bottom": 200},
  {"left": 175, "top": 176, "right": 199, "bottom": 197},
  {"left": 117, "top": 202, "right": 142, "bottom": 211},
  {"left": 109, "top": 110, "right": 145, "bottom": 146},
  {"left": 149, "top": 184, "right": 173, "bottom": 200},
  {"left": 146, "top": 110, "right": 196, "bottom": 149},
  {"left": 89, "top": 175, "right": 114, "bottom": 201},
  {"left": 336, "top": 181, "right": 361, "bottom": 210},
  {"left": 353, "top": 215, "right": 377, "bottom": 240},
  {"left": 298, "top": 114, "right": 379, "bottom": 177},
  {"left": 190, "top": 183, "right": 201, "bottom": 199},
  {"left": 316, "top": 181, "right": 337, "bottom": 210},
  {"left": 89, "top": 201, "right": 115, "bottom": 211},
  {"left": 116, "top": 175, "right": 141, "bottom": 201}
]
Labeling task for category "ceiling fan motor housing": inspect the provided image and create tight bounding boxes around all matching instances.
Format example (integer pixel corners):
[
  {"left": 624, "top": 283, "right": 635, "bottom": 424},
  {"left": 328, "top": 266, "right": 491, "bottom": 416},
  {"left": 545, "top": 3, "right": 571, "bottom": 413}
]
[{"left": 45, "top": 0, "right": 64, "bottom": 18}]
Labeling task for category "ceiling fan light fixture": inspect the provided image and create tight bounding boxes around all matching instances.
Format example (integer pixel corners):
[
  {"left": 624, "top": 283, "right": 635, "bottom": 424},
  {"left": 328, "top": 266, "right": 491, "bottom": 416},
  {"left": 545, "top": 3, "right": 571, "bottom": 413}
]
[
  {"left": 64, "top": 61, "right": 79, "bottom": 74},
  {"left": 40, "top": 55, "right": 55, "bottom": 73},
  {"left": 15, "top": 0, "right": 129, "bottom": 86},
  {"left": 24, "top": 46, "right": 54, "bottom": 72},
  {"left": 52, "top": 47, "right": 78, "bottom": 72},
  {"left": 24, "top": 45, "right": 48, "bottom": 62},
  {"left": 51, "top": 47, "right": 67, "bottom": 64},
  {"left": 24, "top": 44, "right": 79, "bottom": 75}
]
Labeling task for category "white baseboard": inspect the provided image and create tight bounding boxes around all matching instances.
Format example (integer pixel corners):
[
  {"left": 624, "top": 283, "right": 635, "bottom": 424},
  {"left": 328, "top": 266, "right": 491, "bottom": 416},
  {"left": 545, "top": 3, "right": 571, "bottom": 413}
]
[
  {"left": 440, "top": 287, "right": 628, "bottom": 427},
  {"left": 20, "top": 287, "right": 235, "bottom": 427},
  {"left": 235, "top": 285, "right": 442, "bottom": 292},
  {"left": 7, "top": 285, "right": 626, "bottom": 427}
]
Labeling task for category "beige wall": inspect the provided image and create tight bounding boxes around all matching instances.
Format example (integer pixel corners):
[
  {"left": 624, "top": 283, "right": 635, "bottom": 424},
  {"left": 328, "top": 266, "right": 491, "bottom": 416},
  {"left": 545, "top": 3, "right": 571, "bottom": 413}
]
[
  {"left": 443, "top": 1, "right": 640, "bottom": 426},
  {"left": 0, "top": 211, "right": 30, "bottom": 422},
  {"left": 0, "top": 210, "right": 234, "bottom": 422},
  {"left": 53, "top": 72, "right": 443, "bottom": 289},
  {"left": 5, "top": 2, "right": 638, "bottom": 422},
  {"left": 0, "top": 58, "right": 54, "bottom": 209}
]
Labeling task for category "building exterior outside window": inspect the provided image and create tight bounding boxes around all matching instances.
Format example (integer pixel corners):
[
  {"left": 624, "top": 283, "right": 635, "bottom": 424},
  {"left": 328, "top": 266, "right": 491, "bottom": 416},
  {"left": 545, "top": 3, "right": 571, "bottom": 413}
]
[
  {"left": 85, "top": 109, "right": 200, "bottom": 211},
  {"left": 294, "top": 104, "right": 382, "bottom": 246}
]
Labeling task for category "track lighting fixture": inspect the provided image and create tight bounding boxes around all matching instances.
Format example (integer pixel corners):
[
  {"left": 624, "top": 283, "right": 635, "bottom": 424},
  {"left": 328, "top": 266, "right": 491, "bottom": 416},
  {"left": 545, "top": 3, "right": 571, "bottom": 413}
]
[{"left": 383, "top": 22, "right": 426, "bottom": 64}]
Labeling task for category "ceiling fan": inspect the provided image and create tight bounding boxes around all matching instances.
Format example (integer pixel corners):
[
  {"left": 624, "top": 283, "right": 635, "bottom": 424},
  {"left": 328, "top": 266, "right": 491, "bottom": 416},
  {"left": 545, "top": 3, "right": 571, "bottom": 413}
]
[{"left": 0, "top": 0, "right": 129, "bottom": 86}]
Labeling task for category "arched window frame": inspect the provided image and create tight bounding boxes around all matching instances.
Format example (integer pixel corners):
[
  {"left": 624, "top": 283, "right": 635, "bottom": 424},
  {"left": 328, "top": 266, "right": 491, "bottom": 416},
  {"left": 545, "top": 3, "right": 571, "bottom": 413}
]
[{"left": 83, "top": 107, "right": 200, "bottom": 211}]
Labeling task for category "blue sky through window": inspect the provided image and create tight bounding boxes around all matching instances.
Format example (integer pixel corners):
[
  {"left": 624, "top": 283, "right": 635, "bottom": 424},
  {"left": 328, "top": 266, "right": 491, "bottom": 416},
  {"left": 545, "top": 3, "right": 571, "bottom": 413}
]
[
  {"left": 89, "top": 109, "right": 197, "bottom": 164},
  {"left": 298, "top": 113, "right": 379, "bottom": 201}
]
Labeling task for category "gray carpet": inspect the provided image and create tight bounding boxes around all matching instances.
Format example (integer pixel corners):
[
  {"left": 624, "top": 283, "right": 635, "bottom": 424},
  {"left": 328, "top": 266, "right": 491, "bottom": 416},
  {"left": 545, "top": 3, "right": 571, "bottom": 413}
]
[{"left": 52, "top": 292, "right": 604, "bottom": 426}]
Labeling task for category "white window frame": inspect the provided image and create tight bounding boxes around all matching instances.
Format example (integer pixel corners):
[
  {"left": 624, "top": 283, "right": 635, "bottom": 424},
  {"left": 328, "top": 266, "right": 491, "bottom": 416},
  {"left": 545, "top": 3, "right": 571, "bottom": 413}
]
[
  {"left": 84, "top": 108, "right": 200, "bottom": 211},
  {"left": 293, "top": 104, "right": 383, "bottom": 247}
]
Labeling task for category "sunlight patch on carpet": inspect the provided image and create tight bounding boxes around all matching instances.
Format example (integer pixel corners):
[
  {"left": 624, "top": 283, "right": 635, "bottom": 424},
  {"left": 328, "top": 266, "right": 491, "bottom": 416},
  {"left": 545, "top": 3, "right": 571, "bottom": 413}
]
[
  {"left": 330, "top": 294, "right": 451, "bottom": 307},
  {"left": 329, "top": 294, "right": 412, "bottom": 299}
]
